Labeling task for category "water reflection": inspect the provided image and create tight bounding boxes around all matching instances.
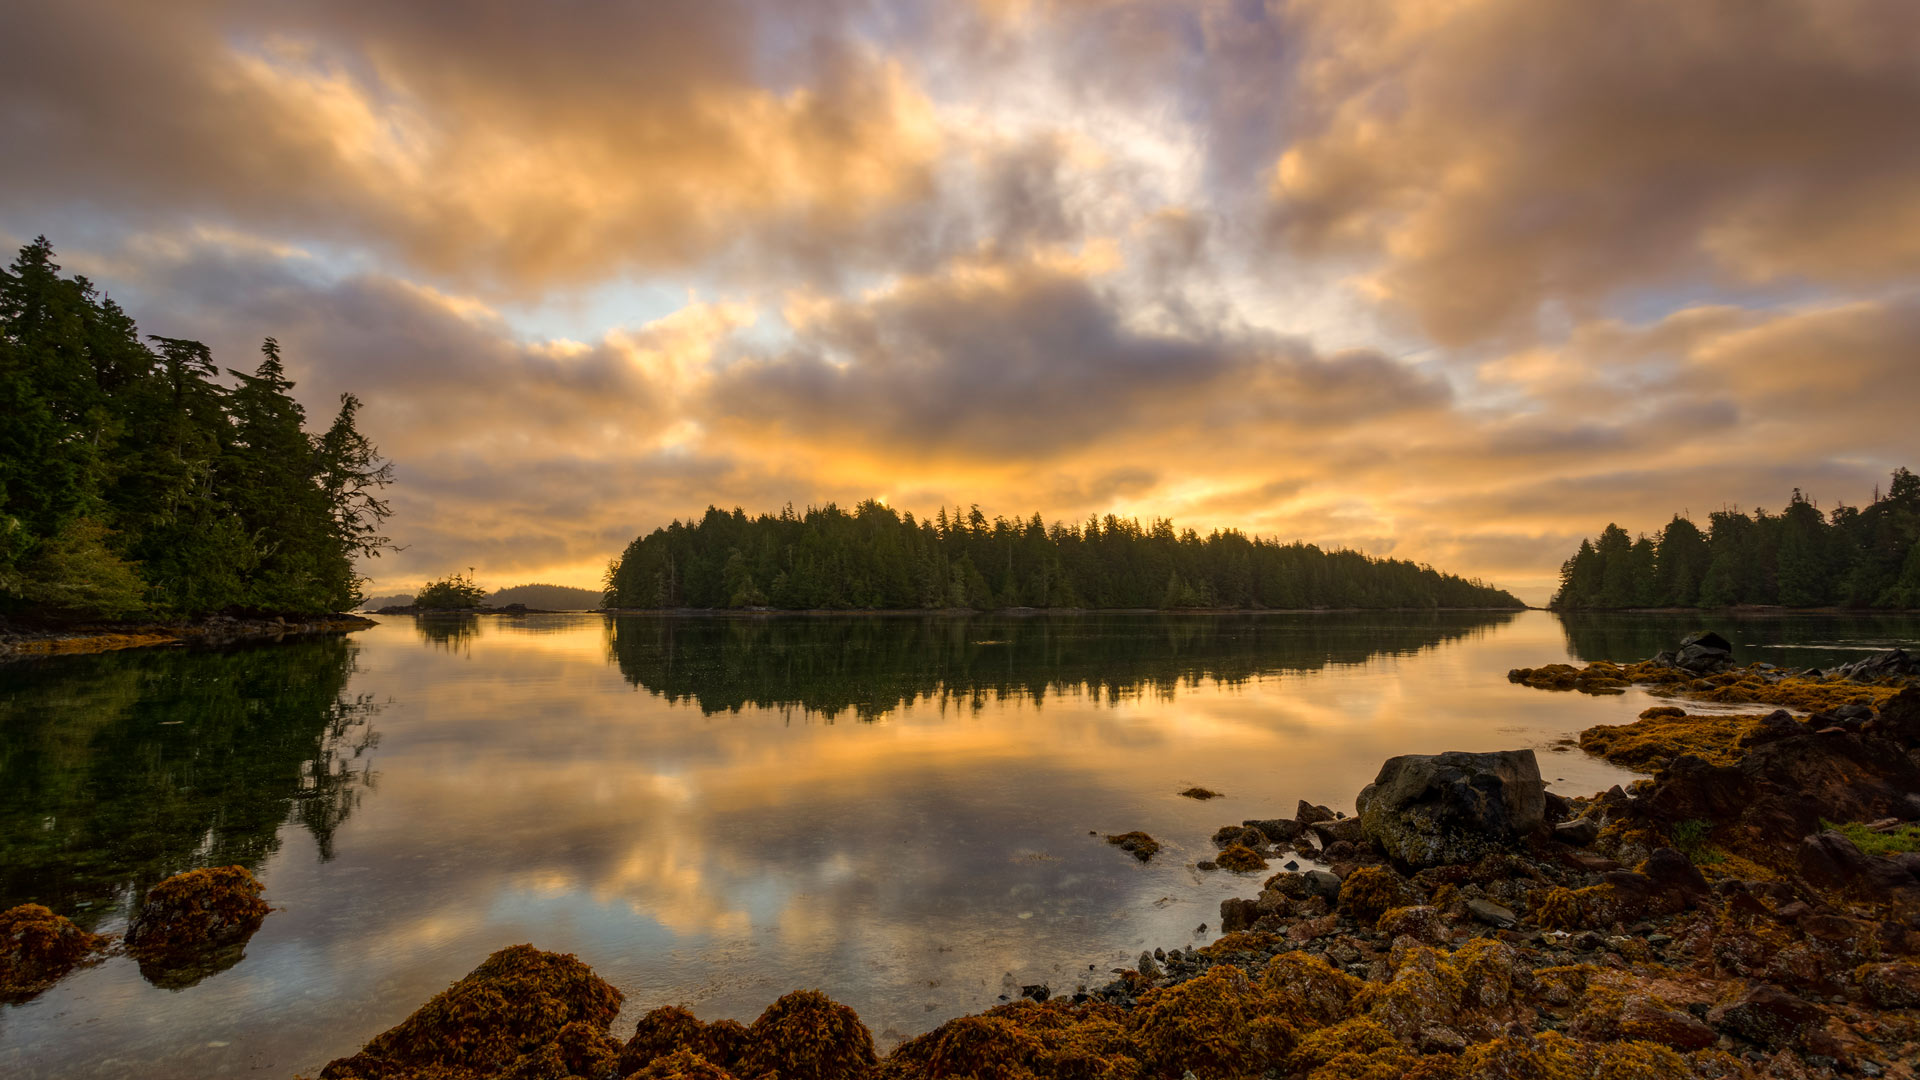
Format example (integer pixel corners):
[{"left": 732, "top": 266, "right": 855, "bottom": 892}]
[
  {"left": 608, "top": 611, "right": 1519, "bottom": 719},
  {"left": 0, "top": 637, "right": 379, "bottom": 924},
  {"left": 13, "top": 610, "right": 1916, "bottom": 1079},
  {"left": 1555, "top": 611, "right": 1920, "bottom": 669}
]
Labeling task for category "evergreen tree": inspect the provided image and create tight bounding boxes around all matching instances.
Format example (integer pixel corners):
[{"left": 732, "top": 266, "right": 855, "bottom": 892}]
[{"left": 0, "top": 239, "right": 393, "bottom": 619}]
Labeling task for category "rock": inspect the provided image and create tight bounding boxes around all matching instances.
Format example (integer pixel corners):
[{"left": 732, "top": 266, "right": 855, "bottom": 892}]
[
  {"left": 1243, "top": 818, "right": 1305, "bottom": 844},
  {"left": 1834, "top": 648, "right": 1917, "bottom": 683},
  {"left": 1833, "top": 703, "right": 1875, "bottom": 722},
  {"left": 1105, "top": 832, "right": 1161, "bottom": 863},
  {"left": 1356, "top": 750, "right": 1547, "bottom": 868},
  {"left": 1296, "top": 800, "right": 1337, "bottom": 826},
  {"left": 124, "top": 865, "right": 273, "bottom": 986},
  {"left": 1219, "top": 897, "right": 1260, "bottom": 934},
  {"left": 1214, "top": 825, "right": 1266, "bottom": 850},
  {"left": 1619, "top": 998, "right": 1718, "bottom": 1051},
  {"left": 1675, "top": 631, "right": 1735, "bottom": 673},
  {"left": 1215, "top": 845, "right": 1269, "bottom": 873},
  {"left": 1466, "top": 899, "right": 1518, "bottom": 929},
  {"left": 1708, "top": 983, "right": 1822, "bottom": 1050},
  {"left": 1553, "top": 817, "right": 1601, "bottom": 847},
  {"left": 1303, "top": 870, "right": 1343, "bottom": 900},
  {"left": 1376, "top": 905, "right": 1448, "bottom": 946},
  {"left": 1137, "top": 951, "right": 1161, "bottom": 978},
  {"left": 1286, "top": 913, "right": 1340, "bottom": 943},
  {"left": 1738, "top": 709, "right": 1803, "bottom": 747},
  {"left": 0, "top": 904, "right": 109, "bottom": 1003},
  {"left": 1641, "top": 847, "right": 1710, "bottom": 903},
  {"left": 318, "top": 945, "right": 624, "bottom": 1079},
  {"left": 1019, "top": 983, "right": 1050, "bottom": 1002},
  {"left": 738, "top": 990, "right": 878, "bottom": 1080},
  {"left": 1856, "top": 961, "right": 1920, "bottom": 1008},
  {"left": 1865, "top": 685, "right": 1920, "bottom": 744},
  {"left": 1309, "top": 817, "right": 1366, "bottom": 848},
  {"left": 1797, "top": 831, "right": 1917, "bottom": 896}
]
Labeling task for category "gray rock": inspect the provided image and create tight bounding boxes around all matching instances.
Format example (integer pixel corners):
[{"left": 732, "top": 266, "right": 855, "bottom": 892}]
[
  {"left": 1296, "top": 800, "right": 1337, "bottom": 826},
  {"left": 1244, "top": 818, "right": 1306, "bottom": 844},
  {"left": 1553, "top": 816, "right": 1601, "bottom": 847},
  {"left": 1303, "top": 870, "right": 1343, "bottom": 900},
  {"left": 1466, "top": 898, "right": 1517, "bottom": 928},
  {"left": 1356, "top": 749, "right": 1548, "bottom": 868},
  {"left": 1308, "top": 817, "right": 1366, "bottom": 848}
]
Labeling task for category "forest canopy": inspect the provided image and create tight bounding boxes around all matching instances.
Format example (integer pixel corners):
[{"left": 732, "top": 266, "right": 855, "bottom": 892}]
[
  {"left": 0, "top": 238, "right": 392, "bottom": 619},
  {"left": 604, "top": 502, "right": 1523, "bottom": 611},
  {"left": 1551, "top": 467, "right": 1920, "bottom": 610}
]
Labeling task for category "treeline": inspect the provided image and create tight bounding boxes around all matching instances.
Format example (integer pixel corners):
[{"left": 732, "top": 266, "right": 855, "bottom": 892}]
[
  {"left": 604, "top": 502, "right": 1522, "bottom": 611},
  {"left": 1551, "top": 467, "right": 1920, "bottom": 610},
  {"left": 608, "top": 612, "right": 1516, "bottom": 719},
  {"left": 0, "top": 238, "right": 392, "bottom": 618}
]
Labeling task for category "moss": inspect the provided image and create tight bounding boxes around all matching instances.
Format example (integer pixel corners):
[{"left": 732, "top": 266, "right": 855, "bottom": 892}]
[
  {"left": 1825, "top": 819, "right": 1920, "bottom": 855},
  {"left": 1179, "top": 787, "right": 1223, "bottom": 800},
  {"left": 1214, "top": 844, "right": 1269, "bottom": 873},
  {"left": 739, "top": 989, "right": 877, "bottom": 1080},
  {"left": 0, "top": 903, "right": 109, "bottom": 1003},
  {"left": 1590, "top": 1041, "right": 1695, "bottom": 1080},
  {"left": 124, "top": 865, "right": 271, "bottom": 958},
  {"left": 318, "top": 944, "right": 624, "bottom": 1080},
  {"left": 1577, "top": 712, "right": 1761, "bottom": 771},
  {"left": 1126, "top": 965, "right": 1294, "bottom": 1077},
  {"left": 1105, "top": 832, "right": 1160, "bottom": 863},
  {"left": 1337, "top": 867, "right": 1413, "bottom": 924}
]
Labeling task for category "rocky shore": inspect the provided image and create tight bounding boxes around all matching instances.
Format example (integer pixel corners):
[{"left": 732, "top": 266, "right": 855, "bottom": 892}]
[{"left": 0, "top": 612, "right": 376, "bottom": 660}]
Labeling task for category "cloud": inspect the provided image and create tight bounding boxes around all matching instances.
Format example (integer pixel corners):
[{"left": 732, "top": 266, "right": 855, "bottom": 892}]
[
  {"left": 1266, "top": 0, "right": 1920, "bottom": 344},
  {"left": 0, "top": 0, "right": 943, "bottom": 295}
]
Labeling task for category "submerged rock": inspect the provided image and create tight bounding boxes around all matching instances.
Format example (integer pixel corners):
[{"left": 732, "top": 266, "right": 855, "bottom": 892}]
[
  {"left": 0, "top": 903, "right": 109, "bottom": 1003},
  {"left": 1357, "top": 750, "right": 1547, "bottom": 868},
  {"left": 1104, "top": 831, "right": 1160, "bottom": 863}
]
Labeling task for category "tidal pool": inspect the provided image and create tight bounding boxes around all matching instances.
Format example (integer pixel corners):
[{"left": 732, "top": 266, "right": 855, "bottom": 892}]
[{"left": 3, "top": 609, "right": 1915, "bottom": 1077}]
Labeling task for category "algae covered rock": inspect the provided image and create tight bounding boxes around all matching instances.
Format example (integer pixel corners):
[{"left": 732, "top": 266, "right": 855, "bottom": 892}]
[
  {"left": 319, "top": 944, "right": 624, "bottom": 1080},
  {"left": 1356, "top": 750, "right": 1547, "bottom": 868},
  {"left": 124, "top": 865, "right": 272, "bottom": 988},
  {"left": 620, "top": 1005, "right": 749, "bottom": 1076},
  {"left": 1105, "top": 831, "right": 1160, "bottom": 863},
  {"left": 739, "top": 989, "right": 877, "bottom": 1080},
  {"left": 0, "top": 903, "right": 109, "bottom": 1003},
  {"left": 126, "top": 865, "right": 270, "bottom": 956}
]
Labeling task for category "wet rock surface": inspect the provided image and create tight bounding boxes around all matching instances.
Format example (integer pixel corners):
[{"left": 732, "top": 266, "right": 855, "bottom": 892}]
[{"left": 126, "top": 865, "right": 274, "bottom": 989}]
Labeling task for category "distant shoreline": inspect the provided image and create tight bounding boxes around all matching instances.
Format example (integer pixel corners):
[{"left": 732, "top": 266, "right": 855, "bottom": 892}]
[
  {"left": 588, "top": 605, "right": 1528, "bottom": 617},
  {"left": 0, "top": 613, "right": 376, "bottom": 661}
]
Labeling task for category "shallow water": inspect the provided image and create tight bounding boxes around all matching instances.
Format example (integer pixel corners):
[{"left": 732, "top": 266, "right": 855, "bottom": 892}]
[{"left": 2, "top": 609, "right": 1915, "bottom": 1077}]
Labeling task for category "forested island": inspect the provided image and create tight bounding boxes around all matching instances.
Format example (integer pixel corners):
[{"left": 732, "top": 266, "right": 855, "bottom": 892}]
[
  {"left": 0, "top": 238, "right": 391, "bottom": 622},
  {"left": 603, "top": 503, "right": 1522, "bottom": 611},
  {"left": 1552, "top": 467, "right": 1920, "bottom": 610}
]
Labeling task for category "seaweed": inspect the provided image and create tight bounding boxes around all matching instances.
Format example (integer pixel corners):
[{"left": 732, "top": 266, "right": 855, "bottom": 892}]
[
  {"left": 738, "top": 989, "right": 877, "bottom": 1080},
  {"left": 1104, "top": 832, "right": 1160, "bottom": 863},
  {"left": 0, "top": 902, "right": 109, "bottom": 1003}
]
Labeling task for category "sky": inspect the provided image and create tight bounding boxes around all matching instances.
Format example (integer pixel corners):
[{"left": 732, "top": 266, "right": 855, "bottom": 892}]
[{"left": 2, "top": 0, "right": 1916, "bottom": 605}]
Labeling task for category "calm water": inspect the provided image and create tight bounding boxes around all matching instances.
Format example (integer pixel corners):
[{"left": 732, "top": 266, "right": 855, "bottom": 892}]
[{"left": 3, "top": 609, "right": 1916, "bottom": 1077}]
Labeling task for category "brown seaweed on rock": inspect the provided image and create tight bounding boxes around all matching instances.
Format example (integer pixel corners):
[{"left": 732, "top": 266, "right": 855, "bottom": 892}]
[
  {"left": 317, "top": 944, "right": 624, "bottom": 1080},
  {"left": 125, "top": 865, "right": 273, "bottom": 989},
  {"left": 0, "top": 902, "right": 109, "bottom": 1003}
]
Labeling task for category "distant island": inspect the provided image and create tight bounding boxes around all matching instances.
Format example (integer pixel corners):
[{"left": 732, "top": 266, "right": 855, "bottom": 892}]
[
  {"left": 603, "top": 502, "right": 1522, "bottom": 611},
  {"left": 1552, "top": 466, "right": 1920, "bottom": 610},
  {"left": 361, "top": 582, "right": 604, "bottom": 612}
]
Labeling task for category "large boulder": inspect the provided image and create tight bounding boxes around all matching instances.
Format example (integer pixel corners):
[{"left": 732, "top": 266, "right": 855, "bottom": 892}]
[
  {"left": 1675, "top": 631, "right": 1734, "bottom": 674},
  {"left": 1356, "top": 750, "right": 1548, "bottom": 868}
]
